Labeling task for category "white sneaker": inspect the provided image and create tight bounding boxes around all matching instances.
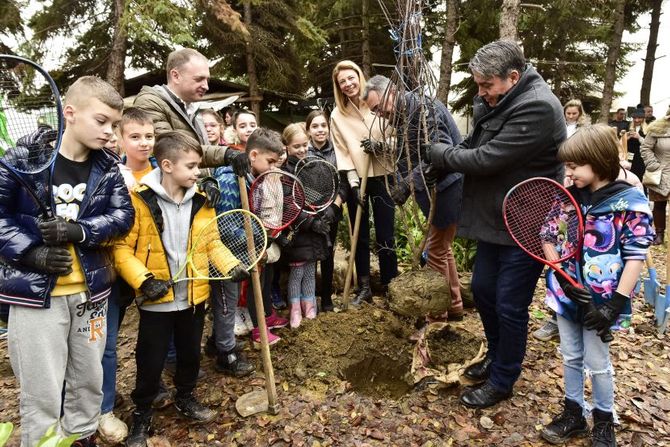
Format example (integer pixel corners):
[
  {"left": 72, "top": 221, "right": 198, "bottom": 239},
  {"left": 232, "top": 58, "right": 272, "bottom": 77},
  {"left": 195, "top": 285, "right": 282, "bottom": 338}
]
[
  {"left": 234, "top": 308, "right": 251, "bottom": 336},
  {"left": 98, "top": 411, "right": 128, "bottom": 444},
  {"left": 241, "top": 307, "right": 254, "bottom": 332}
]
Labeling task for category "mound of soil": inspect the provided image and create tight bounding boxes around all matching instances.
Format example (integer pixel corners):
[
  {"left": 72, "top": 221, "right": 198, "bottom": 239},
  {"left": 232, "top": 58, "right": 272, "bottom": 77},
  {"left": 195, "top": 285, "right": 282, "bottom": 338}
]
[{"left": 387, "top": 268, "right": 452, "bottom": 317}]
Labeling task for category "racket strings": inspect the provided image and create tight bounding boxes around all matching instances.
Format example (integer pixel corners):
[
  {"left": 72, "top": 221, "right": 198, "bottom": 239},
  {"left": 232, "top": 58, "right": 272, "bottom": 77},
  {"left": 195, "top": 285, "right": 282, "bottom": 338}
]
[
  {"left": 0, "top": 57, "right": 60, "bottom": 174},
  {"left": 296, "top": 159, "right": 338, "bottom": 213},
  {"left": 250, "top": 171, "right": 305, "bottom": 231},
  {"left": 504, "top": 180, "right": 581, "bottom": 261}
]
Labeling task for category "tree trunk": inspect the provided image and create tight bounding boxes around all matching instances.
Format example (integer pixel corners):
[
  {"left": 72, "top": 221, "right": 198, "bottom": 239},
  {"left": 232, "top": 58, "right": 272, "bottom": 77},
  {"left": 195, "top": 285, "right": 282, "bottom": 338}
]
[
  {"left": 437, "top": 0, "right": 459, "bottom": 103},
  {"left": 499, "top": 0, "right": 520, "bottom": 40},
  {"left": 243, "top": 1, "right": 261, "bottom": 120},
  {"left": 361, "top": 0, "right": 372, "bottom": 77},
  {"left": 599, "top": 0, "right": 627, "bottom": 123},
  {"left": 106, "top": 0, "right": 127, "bottom": 95},
  {"left": 640, "top": 0, "right": 662, "bottom": 106}
]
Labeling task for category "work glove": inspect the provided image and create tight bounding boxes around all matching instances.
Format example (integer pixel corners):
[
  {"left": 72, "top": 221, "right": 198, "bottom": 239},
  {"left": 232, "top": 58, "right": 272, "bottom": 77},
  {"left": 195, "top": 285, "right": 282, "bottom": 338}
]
[
  {"left": 310, "top": 217, "right": 331, "bottom": 236},
  {"left": 351, "top": 185, "right": 366, "bottom": 208},
  {"left": 322, "top": 203, "right": 343, "bottom": 226},
  {"left": 139, "top": 277, "right": 171, "bottom": 302},
  {"left": 421, "top": 142, "right": 450, "bottom": 171},
  {"left": 38, "top": 216, "right": 84, "bottom": 246},
  {"left": 17, "top": 125, "right": 59, "bottom": 154},
  {"left": 390, "top": 181, "right": 411, "bottom": 206},
  {"left": 422, "top": 165, "right": 441, "bottom": 188},
  {"left": 21, "top": 245, "right": 73, "bottom": 275},
  {"left": 224, "top": 149, "right": 250, "bottom": 177},
  {"left": 554, "top": 273, "right": 592, "bottom": 306},
  {"left": 228, "top": 264, "right": 250, "bottom": 282},
  {"left": 583, "top": 291, "right": 628, "bottom": 333},
  {"left": 201, "top": 178, "right": 221, "bottom": 208},
  {"left": 360, "top": 138, "right": 384, "bottom": 155}
]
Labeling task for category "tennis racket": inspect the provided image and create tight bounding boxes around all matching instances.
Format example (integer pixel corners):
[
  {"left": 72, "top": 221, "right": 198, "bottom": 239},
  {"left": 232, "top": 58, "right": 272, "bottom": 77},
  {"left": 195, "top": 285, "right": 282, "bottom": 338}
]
[
  {"left": 135, "top": 209, "right": 267, "bottom": 305},
  {"left": 249, "top": 169, "right": 305, "bottom": 237},
  {"left": 295, "top": 156, "right": 339, "bottom": 214},
  {"left": 502, "top": 177, "right": 613, "bottom": 342},
  {"left": 0, "top": 55, "right": 63, "bottom": 219}
]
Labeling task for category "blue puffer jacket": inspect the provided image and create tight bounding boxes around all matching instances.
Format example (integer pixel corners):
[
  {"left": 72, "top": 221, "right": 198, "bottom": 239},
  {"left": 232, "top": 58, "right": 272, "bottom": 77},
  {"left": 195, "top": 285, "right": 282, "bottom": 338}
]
[{"left": 0, "top": 149, "right": 134, "bottom": 308}]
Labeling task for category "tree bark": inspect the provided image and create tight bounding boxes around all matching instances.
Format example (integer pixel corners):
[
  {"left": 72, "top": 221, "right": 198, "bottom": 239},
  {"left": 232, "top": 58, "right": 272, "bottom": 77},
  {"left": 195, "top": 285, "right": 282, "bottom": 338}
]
[
  {"left": 499, "top": 0, "right": 520, "bottom": 40},
  {"left": 361, "top": 0, "right": 372, "bottom": 77},
  {"left": 599, "top": 0, "right": 627, "bottom": 123},
  {"left": 106, "top": 0, "right": 127, "bottom": 95},
  {"left": 640, "top": 0, "right": 662, "bottom": 106},
  {"left": 437, "top": 0, "right": 459, "bottom": 103},
  {"left": 243, "top": 1, "right": 261, "bottom": 119}
]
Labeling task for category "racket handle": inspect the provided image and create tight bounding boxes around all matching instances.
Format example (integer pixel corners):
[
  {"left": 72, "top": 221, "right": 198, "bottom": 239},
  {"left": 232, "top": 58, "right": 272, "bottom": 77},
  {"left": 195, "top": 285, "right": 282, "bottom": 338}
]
[
  {"left": 134, "top": 279, "right": 176, "bottom": 306},
  {"left": 600, "top": 330, "right": 614, "bottom": 343}
]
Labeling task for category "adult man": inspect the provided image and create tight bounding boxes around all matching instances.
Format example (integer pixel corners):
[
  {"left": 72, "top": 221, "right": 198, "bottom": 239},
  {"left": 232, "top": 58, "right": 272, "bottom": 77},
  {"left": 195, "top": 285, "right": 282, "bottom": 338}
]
[
  {"left": 361, "top": 74, "right": 465, "bottom": 320},
  {"left": 134, "top": 48, "right": 248, "bottom": 180},
  {"left": 644, "top": 104, "right": 656, "bottom": 124},
  {"left": 425, "top": 40, "right": 566, "bottom": 409},
  {"left": 608, "top": 108, "right": 630, "bottom": 135}
]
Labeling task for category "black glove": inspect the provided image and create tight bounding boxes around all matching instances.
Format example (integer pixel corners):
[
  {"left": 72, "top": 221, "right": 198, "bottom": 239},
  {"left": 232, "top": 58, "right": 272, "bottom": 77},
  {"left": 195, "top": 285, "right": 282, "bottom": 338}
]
[
  {"left": 228, "top": 264, "right": 250, "bottom": 282},
  {"left": 422, "top": 142, "right": 449, "bottom": 171},
  {"left": 310, "top": 217, "right": 331, "bottom": 236},
  {"left": 360, "top": 138, "right": 384, "bottom": 155},
  {"left": 224, "top": 149, "right": 250, "bottom": 177},
  {"left": 351, "top": 185, "right": 366, "bottom": 208},
  {"left": 422, "top": 165, "right": 441, "bottom": 188},
  {"left": 139, "top": 277, "right": 171, "bottom": 302},
  {"left": 21, "top": 245, "right": 73, "bottom": 275},
  {"left": 17, "top": 125, "right": 58, "bottom": 153},
  {"left": 322, "top": 203, "right": 343, "bottom": 226},
  {"left": 554, "top": 273, "right": 592, "bottom": 306},
  {"left": 583, "top": 291, "right": 628, "bottom": 333},
  {"left": 201, "top": 178, "right": 221, "bottom": 208},
  {"left": 390, "top": 181, "right": 411, "bottom": 206},
  {"left": 38, "top": 217, "right": 84, "bottom": 246}
]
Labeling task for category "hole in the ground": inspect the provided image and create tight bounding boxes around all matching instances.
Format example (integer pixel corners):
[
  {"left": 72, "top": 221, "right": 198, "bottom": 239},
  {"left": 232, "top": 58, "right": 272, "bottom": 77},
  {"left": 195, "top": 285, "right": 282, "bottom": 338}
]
[{"left": 343, "top": 354, "right": 412, "bottom": 400}]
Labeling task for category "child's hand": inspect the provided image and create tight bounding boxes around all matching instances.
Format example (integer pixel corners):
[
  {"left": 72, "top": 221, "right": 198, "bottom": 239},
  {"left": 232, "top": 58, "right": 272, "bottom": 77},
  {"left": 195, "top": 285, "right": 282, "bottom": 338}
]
[
  {"left": 584, "top": 291, "right": 628, "bottom": 332},
  {"left": 139, "top": 278, "right": 171, "bottom": 301},
  {"left": 228, "top": 265, "right": 250, "bottom": 282},
  {"left": 201, "top": 179, "right": 221, "bottom": 208},
  {"left": 21, "top": 245, "right": 73, "bottom": 275},
  {"left": 311, "top": 217, "right": 330, "bottom": 236},
  {"left": 38, "top": 217, "right": 84, "bottom": 245},
  {"left": 554, "top": 273, "right": 592, "bottom": 306}
]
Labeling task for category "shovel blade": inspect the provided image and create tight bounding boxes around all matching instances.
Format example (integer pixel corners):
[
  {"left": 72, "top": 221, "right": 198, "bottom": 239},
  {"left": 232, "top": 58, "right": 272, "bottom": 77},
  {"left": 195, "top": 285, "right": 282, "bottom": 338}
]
[
  {"left": 235, "top": 389, "right": 269, "bottom": 417},
  {"left": 643, "top": 268, "right": 659, "bottom": 305},
  {"left": 655, "top": 286, "right": 670, "bottom": 331}
]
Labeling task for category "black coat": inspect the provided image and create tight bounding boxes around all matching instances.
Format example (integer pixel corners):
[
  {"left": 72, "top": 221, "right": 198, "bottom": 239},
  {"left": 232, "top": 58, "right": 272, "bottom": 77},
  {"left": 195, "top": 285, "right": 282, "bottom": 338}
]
[{"left": 432, "top": 65, "right": 566, "bottom": 245}]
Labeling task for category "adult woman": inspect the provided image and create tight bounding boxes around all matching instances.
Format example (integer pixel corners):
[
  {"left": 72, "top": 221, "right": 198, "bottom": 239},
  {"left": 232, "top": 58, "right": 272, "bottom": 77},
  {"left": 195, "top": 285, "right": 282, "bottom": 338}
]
[
  {"left": 330, "top": 60, "right": 397, "bottom": 303},
  {"left": 641, "top": 106, "right": 670, "bottom": 245},
  {"left": 625, "top": 107, "right": 647, "bottom": 182},
  {"left": 563, "top": 99, "right": 586, "bottom": 138},
  {"left": 201, "top": 109, "right": 224, "bottom": 145}
]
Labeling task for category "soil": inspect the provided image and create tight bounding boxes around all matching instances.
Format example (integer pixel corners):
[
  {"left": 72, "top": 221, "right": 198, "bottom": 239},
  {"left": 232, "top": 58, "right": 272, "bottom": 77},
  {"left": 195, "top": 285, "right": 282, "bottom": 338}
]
[
  {"left": 387, "top": 268, "right": 452, "bottom": 317},
  {"left": 426, "top": 325, "right": 481, "bottom": 368}
]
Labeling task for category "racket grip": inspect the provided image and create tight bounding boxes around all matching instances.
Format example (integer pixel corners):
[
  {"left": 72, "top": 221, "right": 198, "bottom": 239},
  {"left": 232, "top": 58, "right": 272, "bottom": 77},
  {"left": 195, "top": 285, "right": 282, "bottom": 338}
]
[
  {"left": 134, "top": 279, "right": 176, "bottom": 306},
  {"left": 600, "top": 330, "right": 614, "bottom": 343}
]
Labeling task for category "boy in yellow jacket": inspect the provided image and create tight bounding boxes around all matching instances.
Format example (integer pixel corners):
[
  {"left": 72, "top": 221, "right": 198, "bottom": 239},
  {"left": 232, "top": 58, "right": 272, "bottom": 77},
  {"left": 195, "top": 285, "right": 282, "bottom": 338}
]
[{"left": 114, "top": 131, "right": 247, "bottom": 446}]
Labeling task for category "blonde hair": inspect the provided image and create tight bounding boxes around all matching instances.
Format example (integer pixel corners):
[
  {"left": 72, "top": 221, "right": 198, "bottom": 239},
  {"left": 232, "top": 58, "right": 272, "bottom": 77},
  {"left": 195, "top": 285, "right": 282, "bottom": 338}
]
[
  {"left": 558, "top": 124, "right": 620, "bottom": 182},
  {"left": 563, "top": 99, "right": 586, "bottom": 126},
  {"left": 332, "top": 60, "right": 366, "bottom": 115},
  {"left": 281, "top": 122, "right": 307, "bottom": 146},
  {"left": 64, "top": 76, "right": 123, "bottom": 111}
]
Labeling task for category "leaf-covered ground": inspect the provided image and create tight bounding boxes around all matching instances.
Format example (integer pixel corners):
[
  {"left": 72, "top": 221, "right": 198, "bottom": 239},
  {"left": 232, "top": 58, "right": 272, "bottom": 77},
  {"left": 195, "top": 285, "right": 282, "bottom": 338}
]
[{"left": 1, "top": 245, "right": 669, "bottom": 446}]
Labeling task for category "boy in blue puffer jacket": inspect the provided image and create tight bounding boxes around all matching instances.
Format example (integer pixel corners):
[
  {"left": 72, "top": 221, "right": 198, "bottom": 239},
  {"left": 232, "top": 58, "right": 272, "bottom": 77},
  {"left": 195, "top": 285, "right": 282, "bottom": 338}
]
[{"left": 0, "top": 76, "right": 134, "bottom": 447}]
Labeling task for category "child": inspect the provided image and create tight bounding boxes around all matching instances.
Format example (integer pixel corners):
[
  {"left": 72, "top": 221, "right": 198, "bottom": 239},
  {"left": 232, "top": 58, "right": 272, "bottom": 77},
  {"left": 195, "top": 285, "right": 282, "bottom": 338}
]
[
  {"left": 281, "top": 123, "right": 331, "bottom": 327},
  {"left": 114, "top": 131, "right": 247, "bottom": 445},
  {"left": 201, "top": 109, "right": 224, "bottom": 146},
  {"left": 540, "top": 124, "right": 654, "bottom": 447},
  {"left": 306, "top": 111, "right": 346, "bottom": 312},
  {"left": 99, "top": 107, "right": 158, "bottom": 443},
  {"left": 0, "top": 76, "right": 134, "bottom": 447},
  {"left": 213, "top": 128, "right": 289, "bottom": 348},
  {"left": 223, "top": 109, "right": 257, "bottom": 151}
]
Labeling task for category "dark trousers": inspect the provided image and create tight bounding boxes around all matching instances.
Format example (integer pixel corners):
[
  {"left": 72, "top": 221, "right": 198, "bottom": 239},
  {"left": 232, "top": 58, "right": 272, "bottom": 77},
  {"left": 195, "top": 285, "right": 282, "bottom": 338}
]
[
  {"left": 132, "top": 304, "right": 205, "bottom": 411},
  {"left": 0, "top": 303, "right": 8, "bottom": 323},
  {"left": 471, "top": 241, "right": 543, "bottom": 391},
  {"left": 653, "top": 200, "right": 667, "bottom": 233},
  {"left": 346, "top": 176, "right": 398, "bottom": 285},
  {"left": 319, "top": 220, "right": 339, "bottom": 305}
]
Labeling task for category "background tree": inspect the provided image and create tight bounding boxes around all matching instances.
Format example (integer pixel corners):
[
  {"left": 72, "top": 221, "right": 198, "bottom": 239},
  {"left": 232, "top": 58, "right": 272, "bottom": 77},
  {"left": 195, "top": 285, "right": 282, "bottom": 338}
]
[
  {"left": 499, "top": 0, "right": 520, "bottom": 40},
  {"left": 640, "top": 0, "right": 663, "bottom": 106},
  {"left": 599, "top": 0, "right": 627, "bottom": 123},
  {"left": 0, "top": 0, "right": 23, "bottom": 54},
  {"left": 436, "top": 0, "right": 459, "bottom": 103}
]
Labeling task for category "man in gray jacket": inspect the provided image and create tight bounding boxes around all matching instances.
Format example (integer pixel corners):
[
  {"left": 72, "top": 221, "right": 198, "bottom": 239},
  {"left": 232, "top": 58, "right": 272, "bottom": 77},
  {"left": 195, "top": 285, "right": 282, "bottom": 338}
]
[{"left": 426, "top": 40, "right": 566, "bottom": 408}]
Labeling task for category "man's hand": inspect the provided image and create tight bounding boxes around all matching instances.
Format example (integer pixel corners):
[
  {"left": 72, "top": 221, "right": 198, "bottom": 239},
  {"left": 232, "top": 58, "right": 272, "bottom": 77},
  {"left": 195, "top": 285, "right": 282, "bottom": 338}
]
[
  {"left": 390, "top": 181, "right": 411, "bottom": 206},
  {"left": 201, "top": 178, "right": 221, "bottom": 208},
  {"left": 554, "top": 273, "right": 592, "bottom": 306},
  {"left": 422, "top": 142, "right": 449, "bottom": 171},
  {"left": 228, "top": 265, "right": 250, "bottom": 282},
  {"left": 38, "top": 217, "right": 84, "bottom": 246},
  {"left": 583, "top": 291, "right": 628, "bottom": 333},
  {"left": 21, "top": 246, "right": 73, "bottom": 275},
  {"left": 422, "top": 165, "right": 441, "bottom": 188},
  {"left": 360, "top": 138, "right": 384, "bottom": 155},
  {"left": 310, "top": 217, "right": 331, "bottom": 236},
  {"left": 224, "top": 149, "right": 250, "bottom": 177},
  {"left": 139, "top": 278, "right": 171, "bottom": 302}
]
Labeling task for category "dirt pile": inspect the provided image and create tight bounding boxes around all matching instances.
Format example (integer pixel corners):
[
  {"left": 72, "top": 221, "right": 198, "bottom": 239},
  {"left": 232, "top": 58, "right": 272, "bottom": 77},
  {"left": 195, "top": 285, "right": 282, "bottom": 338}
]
[{"left": 387, "top": 268, "right": 452, "bottom": 317}]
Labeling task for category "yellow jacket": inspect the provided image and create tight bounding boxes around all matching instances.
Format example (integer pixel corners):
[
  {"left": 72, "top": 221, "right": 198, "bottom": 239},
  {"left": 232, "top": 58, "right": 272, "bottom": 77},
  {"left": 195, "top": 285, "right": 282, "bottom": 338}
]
[{"left": 114, "top": 185, "right": 240, "bottom": 306}]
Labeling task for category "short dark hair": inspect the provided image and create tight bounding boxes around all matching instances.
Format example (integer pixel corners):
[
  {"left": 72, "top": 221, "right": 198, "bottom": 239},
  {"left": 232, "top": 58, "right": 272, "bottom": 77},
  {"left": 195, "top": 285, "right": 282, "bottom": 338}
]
[
  {"left": 558, "top": 124, "right": 620, "bottom": 182},
  {"left": 468, "top": 40, "right": 526, "bottom": 79},
  {"left": 65, "top": 76, "right": 124, "bottom": 111},
  {"left": 246, "top": 128, "right": 283, "bottom": 155},
  {"left": 154, "top": 131, "right": 203, "bottom": 164},
  {"left": 120, "top": 107, "right": 153, "bottom": 134},
  {"left": 616, "top": 108, "right": 625, "bottom": 113},
  {"left": 305, "top": 110, "right": 329, "bottom": 132},
  {"left": 166, "top": 48, "right": 206, "bottom": 75},
  {"left": 233, "top": 109, "right": 257, "bottom": 128}
]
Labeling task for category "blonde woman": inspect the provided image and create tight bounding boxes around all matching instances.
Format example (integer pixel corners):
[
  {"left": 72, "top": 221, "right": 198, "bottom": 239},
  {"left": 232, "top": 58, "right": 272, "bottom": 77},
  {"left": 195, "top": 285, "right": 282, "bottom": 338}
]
[
  {"left": 563, "top": 99, "right": 586, "bottom": 138},
  {"left": 330, "top": 60, "right": 397, "bottom": 303}
]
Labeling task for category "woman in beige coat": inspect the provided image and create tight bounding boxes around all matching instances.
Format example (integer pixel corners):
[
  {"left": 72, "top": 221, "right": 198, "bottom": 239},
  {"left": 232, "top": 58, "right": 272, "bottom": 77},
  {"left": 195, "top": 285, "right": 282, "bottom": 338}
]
[
  {"left": 330, "top": 60, "right": 398, "bottom": 303},
  {"left": 640, "top": 106, "right": 670, "bottom": 244}
]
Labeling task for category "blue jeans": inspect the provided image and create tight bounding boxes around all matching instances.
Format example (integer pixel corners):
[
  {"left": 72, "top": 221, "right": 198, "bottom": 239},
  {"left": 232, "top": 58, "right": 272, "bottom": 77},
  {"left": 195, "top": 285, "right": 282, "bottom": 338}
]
[
  {"left": 471, "top": 241, "right": 544, "bottom": 391},
  {"left": 557, "top": 314, "right": 614, "bottom": 413},
  {"left": 101, "top": 281, "right": 131, "bottom": 414}
]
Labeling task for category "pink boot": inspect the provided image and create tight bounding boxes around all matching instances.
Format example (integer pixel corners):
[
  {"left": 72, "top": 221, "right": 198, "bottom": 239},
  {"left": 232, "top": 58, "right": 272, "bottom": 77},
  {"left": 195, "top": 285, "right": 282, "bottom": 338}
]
[
  {"left": 302, "top": 299, "right": 316, "bottom": 320},
  {"left": 290, "top": 301, "right": 302, "bottom": 328},
  {"left": 250, "top": 327, "right": 280, "bottom": 350}
]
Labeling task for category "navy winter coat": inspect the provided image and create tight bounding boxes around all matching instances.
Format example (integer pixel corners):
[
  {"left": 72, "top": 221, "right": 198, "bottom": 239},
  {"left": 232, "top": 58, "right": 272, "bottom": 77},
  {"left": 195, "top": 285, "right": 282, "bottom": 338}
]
[{"left": 0, "top": 149, "right": 134, "bottom": 308}]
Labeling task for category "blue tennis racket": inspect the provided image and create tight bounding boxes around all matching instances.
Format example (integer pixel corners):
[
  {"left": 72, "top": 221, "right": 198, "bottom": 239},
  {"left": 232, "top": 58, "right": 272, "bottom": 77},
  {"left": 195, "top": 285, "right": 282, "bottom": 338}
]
[{"left": 0, "top": 54, "right": 63, "bottom": 219}]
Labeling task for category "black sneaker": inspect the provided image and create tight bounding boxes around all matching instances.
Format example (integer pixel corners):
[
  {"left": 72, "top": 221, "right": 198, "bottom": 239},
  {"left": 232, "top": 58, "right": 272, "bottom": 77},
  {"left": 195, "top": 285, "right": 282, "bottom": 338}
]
[
  {"left": 541, "top": 399, "right": 589, "bottom": 444},
  {"left": 592, "top": 409, "right": 616, "bottom": 447},
  {"left": 125, "top": 411, "right": 152, "bottom": 447},
  {"left": 71, "top": 434, "right": 98, "bottom": 447},
  {"left": 174, "top": 395, "right": 217, "bottom": 424},
  {"left": 215, "top": 350, "right": 255, "bottom": 377},
  {"left": 164, "top": 361, "right": 206, "bottom": 380},
  {"left": 151, "top": 382, "right": 173, "bottom": 410}
]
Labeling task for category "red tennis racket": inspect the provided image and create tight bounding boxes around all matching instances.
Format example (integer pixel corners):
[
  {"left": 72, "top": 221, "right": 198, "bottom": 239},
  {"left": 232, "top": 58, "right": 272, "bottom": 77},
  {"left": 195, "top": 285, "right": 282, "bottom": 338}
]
[
  {"left": 249, "top": 170, "right": 305, "bottom": 237},
  {"left": 503, "top": 177, "right": 612, "bottom": 342}
]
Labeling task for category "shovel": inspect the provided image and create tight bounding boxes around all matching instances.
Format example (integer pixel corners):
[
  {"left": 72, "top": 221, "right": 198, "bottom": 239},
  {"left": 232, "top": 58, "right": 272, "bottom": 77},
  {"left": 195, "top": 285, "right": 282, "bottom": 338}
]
[
  {"left": 643, "top": 252, "right": 659, "bottom": 306},
  {"left": 655, "top": 214, "right": 670, "bottom": 334}
]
